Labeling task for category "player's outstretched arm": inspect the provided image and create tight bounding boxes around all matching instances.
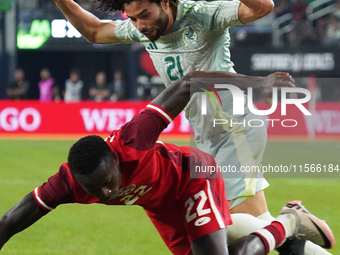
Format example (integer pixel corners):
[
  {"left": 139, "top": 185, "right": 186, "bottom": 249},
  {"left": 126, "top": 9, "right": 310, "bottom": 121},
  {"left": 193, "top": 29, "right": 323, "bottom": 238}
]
[
  {"left": 151, "top": 71, "right": 295, "bottom": 117},
  {"left": 0, "top": 192, "right": 48, "bottom": 250},
  {"left": 52, "top": 0, "right": 121, "bottom": 44},
  {"left": 191, "top": 71, "right": 295, "bottom": 106},
  {"left": 238, "top": 0, "right": 274, "bottom": 24}
]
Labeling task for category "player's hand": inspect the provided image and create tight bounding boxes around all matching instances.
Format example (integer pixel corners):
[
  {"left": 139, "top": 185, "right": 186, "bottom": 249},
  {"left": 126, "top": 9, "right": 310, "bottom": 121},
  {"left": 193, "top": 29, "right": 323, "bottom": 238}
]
[{"left": 259, "top": 72, "right": 295, "bottom": 106}]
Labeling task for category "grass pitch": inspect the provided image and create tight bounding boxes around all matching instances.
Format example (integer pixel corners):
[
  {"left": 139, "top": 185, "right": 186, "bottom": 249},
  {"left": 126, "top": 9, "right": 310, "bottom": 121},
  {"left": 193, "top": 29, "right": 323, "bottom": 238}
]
[{"left": 0, "top": 139, "right": 339, "bottom": 254}]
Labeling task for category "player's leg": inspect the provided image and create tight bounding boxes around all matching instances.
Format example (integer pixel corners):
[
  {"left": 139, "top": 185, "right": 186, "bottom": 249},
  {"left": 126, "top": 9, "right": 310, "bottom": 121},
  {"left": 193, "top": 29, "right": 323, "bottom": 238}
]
[
  {"left": 227, "top": 212, "right": 270, "bottom": 244},
  {"left": 188, "top": 93, "right": 332, "bottom": 254},
  {"left": 252, "top": 200, "right": 335, "bottom": 255},
  {"left": 303, "top": 241, "right": 334, "bottom": 255},
  {"left": 193, "top": 91, "right": 271, "bottom": 215},
  {"left": 203, "top": 105, "right": 328, "bottom": 255},
  {"left": 145, "top": 209, "right": 193, "bottom": 255},
  {"left": 191, "top": 229, "right": 228, "bottom": 255},
  {"left": 187, "top": 90, "right": 270, "bottom": 217},
  {"left": 145, "top": 176, "right": 231, "bottom": 255},
  {"left": 229, "top": 190, "right": 268, "bottom": 216},
  {"left": 228, "top": 200, "right": 335, "bottom": 255},
  {"left": 206, "top": 111, "right": 274, "bottom": 241},
  {"left": 183, "top": 176, "right": 231, "bottom": 255},
  {"left": 228, "top": 235, "right": 267, "bottom": 255},
  {"left": 277, "top": 238, "right": 334, "bottom": 255},
  {"left": 228, "top": 203, "right": 334, "bottom": 255}
]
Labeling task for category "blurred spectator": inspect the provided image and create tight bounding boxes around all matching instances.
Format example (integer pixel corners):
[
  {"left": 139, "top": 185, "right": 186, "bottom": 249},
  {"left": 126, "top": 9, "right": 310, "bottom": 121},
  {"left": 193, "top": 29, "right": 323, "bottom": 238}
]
[
  {"left": 89, "top": 71, "right": 110, "bottom": 101},
  {"left": 273, "top": 0, "right": 292, "bottom": 18},
  {"left": 288, "top": 11, "right": 318, "bottom": 47},
  {"left": 314, "top": 18, "right": 328, "bottom": 45},
  {"left": 324, "top": 15, "right": 340, "bottom": 47},
  {"left": 63, "top": 68, "right": 84, "bottom": 102},
  {"left": 291, "top": 0, "right": 308, "bottom": 20},
  {"left": 6, "top": 68, "right": 30, "bottom": 100},
  {"left": 332, "top": 0, "right": 340, "bottom": 21},
  {"left": 38, "top": 68, "right": 60, "bottom": 102},
  {"left": 136, "top": 75, "right": 153, "bottom": 101},
  {"left": 109, "top": 70, "right": 126, "bottom": 101}
]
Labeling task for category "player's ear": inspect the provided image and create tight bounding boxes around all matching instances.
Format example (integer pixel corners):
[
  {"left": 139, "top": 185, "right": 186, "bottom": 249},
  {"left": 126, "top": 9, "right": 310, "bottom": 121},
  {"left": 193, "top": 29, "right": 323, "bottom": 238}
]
[
  {"left": 112, "top": 152, "right": 119, "bottom": 163},
  {"left": 160, "top": 0, "right": 170, "bottom": 10}
]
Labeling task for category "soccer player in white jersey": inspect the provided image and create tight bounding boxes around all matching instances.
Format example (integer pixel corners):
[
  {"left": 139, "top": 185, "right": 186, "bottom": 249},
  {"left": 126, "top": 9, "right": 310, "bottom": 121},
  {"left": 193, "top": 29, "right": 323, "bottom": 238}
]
[{"left": 51, "top": 0, "right": 333, "bottom": 254}]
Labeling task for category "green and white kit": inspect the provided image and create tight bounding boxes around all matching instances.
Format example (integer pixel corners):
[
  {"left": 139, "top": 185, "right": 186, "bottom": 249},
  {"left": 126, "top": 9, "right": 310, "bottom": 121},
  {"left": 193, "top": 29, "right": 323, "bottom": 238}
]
[{"left": 115, "top": 0, "right": 269, "bottom": 208}]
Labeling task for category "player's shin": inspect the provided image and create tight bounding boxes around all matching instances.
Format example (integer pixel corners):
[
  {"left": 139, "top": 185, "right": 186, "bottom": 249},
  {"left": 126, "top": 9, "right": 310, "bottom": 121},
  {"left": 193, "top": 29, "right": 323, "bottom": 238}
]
[{"left": 227, "top": 213, "right": 270, "bottom": 244}]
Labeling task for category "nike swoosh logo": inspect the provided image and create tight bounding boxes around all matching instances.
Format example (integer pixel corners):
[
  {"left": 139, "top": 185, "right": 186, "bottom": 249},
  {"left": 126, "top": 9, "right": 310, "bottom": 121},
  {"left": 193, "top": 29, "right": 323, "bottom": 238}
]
[{"left": 310, "top": 218, "right": 331, "bottom": 248}]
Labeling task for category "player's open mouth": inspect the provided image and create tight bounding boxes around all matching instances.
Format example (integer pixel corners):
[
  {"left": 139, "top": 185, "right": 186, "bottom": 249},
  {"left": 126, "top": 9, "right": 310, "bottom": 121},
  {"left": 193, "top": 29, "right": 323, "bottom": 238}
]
[{"left": 144, "top": 30, "right": 154, "bottom": 38}]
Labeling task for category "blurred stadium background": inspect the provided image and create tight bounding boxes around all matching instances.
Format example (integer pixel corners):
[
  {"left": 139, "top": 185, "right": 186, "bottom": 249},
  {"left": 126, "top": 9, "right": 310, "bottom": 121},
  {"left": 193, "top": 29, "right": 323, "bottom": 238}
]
[{"left": 0, "top": 0, "right": 339, "bottom": 254}]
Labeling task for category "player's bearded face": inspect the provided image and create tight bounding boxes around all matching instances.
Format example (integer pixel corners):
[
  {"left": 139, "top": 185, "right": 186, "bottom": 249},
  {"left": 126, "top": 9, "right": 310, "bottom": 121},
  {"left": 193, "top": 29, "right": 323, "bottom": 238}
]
[
  {"left": 124, "top": 1, "right": 170, "bottom": 41},
  {"left": 148, "top": 6, "right": 169, "bottom": 41}
]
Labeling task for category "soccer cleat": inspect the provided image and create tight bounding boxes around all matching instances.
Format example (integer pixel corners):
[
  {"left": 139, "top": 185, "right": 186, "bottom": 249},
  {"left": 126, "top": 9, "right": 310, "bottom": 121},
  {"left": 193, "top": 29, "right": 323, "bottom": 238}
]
[
  {"left": 276, "top": 237, "right": 305, "bottom": 255},
  {"left": 279, "top": 200, "right": 335, "bottom": 249}
]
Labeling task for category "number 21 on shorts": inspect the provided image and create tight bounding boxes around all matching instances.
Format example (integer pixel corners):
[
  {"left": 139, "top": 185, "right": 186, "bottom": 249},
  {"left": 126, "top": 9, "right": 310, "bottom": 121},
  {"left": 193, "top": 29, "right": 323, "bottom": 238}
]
[{"left": 185, "top": 190, "right": 212, "bottom": 226}]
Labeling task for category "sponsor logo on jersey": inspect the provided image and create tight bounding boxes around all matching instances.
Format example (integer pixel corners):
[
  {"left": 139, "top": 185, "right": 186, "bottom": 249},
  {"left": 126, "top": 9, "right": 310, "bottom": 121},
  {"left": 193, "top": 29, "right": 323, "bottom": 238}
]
[
  {"left": 147, "top": 42, "right": 158, "bottom": 50},
  {"left": 194, "top": 217, "right": 211, "bottom": 226},
  {"left": 182, "top": 27, "right": 198, "bottom": 47}
]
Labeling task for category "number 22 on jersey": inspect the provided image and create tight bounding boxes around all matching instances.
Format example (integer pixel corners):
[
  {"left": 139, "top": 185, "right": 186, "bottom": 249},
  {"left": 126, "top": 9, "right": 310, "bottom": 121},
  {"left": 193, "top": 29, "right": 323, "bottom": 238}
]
[{"left": 185, "top": 190, "right": 212, "bottom": 226}]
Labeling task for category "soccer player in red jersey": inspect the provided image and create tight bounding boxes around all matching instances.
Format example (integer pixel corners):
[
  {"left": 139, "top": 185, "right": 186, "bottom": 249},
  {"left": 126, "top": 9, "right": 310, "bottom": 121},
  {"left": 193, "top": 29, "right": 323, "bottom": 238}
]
[{"left": 0, "top": 71, "right": 334, "bottom": 255}]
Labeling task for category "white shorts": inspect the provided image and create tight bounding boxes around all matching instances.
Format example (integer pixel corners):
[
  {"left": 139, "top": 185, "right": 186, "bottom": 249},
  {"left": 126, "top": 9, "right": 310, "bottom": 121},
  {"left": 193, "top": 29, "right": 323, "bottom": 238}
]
[{"left": 186, "top": 90, "right": 269, "bottom": 208}]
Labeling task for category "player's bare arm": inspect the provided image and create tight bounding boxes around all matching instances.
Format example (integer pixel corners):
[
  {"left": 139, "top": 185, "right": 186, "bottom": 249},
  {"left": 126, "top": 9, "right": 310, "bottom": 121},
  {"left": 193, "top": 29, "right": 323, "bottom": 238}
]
[
  {"left": 192, "top": 71, "right": 295, "bottom": 106},
  {"left": 0, "top": 193, "right": 48, "bottom": 250},
  {"left": 237, "top": 0, "right": 275, "bottom": 24},
  {"left": 152, "top": 71, "right": 295, "bottom": 118},
  {"left": 52, "top": 0, "right": 122, "bottom": 44}
]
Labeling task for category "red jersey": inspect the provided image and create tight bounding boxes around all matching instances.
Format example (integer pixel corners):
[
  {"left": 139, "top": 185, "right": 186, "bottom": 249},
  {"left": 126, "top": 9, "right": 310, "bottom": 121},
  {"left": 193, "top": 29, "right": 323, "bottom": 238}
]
[{"left": 32, "top": 103, "right": 231, "bottom": 255}]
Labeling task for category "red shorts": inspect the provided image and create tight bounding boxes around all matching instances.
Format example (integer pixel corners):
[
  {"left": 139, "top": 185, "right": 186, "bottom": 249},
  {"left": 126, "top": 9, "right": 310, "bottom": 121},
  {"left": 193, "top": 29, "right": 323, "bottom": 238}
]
[{"left": 145, "top": 177, "right": 231, "bottom": 255}]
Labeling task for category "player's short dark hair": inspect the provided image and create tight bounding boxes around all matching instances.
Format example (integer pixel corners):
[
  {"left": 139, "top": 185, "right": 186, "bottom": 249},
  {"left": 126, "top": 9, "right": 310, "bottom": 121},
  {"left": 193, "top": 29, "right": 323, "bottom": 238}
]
[
  {"left": 94, "top": 0, "right": 177, "bottom": 12},
  {"left": 68, "top": 135, "right": 112, "bottom": 176}
]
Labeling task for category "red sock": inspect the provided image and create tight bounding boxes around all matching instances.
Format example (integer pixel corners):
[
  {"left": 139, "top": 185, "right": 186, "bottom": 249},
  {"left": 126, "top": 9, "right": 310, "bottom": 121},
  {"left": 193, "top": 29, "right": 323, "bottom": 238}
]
[{"left": 252, "top": 221, "right": 286, "bottom": 254}]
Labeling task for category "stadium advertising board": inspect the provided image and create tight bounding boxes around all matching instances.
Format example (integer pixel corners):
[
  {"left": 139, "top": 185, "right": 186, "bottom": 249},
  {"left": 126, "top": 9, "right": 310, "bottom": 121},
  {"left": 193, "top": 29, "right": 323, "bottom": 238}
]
[
  {"left": 231, "top": 48, "right": 340, "bottom": 79},
  {"left": 17, "top": 18, "right": 114, "bottom": 50},
  {"left": 0, "top": 101, "right": 190, "bottom": 136},
  {"left": 17, "top": 13, "right": 126, "bottom": 50},
  {"left": 0, "top": 100, "right": 339, "bottom": 138}
]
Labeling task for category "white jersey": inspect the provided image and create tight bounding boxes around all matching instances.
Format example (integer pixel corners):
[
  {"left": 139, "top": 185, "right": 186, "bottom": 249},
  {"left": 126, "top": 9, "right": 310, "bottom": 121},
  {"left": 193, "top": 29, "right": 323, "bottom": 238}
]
[
  {"left": 115, "top": 0, "right": 242, "bottom": 86},
  {"left": 115, "top": 0, "right": 269, "bottom": 204},
  {"left": 115, "top": 0, "right": 244, "bottom": 130}
]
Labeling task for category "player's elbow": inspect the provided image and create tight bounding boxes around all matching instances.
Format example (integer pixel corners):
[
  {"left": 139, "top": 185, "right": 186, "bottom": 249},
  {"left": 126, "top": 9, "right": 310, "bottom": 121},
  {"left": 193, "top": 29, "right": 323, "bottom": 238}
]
[
  {"left": 80, "top": 26, "right": 103, "bottom": 44},
  {"left": 84, "top": 32, "right": 98, "bottom": 44},
  {"left": 86, "top": 37, "right": 97, "bottom": 44},
  {"left": 0, "top": 214, "right": 15, "bottom": 241},
  {"left": 258, "top": 0, "right": 274, "bottom": 18},
  {"left": 0, "top": 213, "right": 10, "bottom": 227}
]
